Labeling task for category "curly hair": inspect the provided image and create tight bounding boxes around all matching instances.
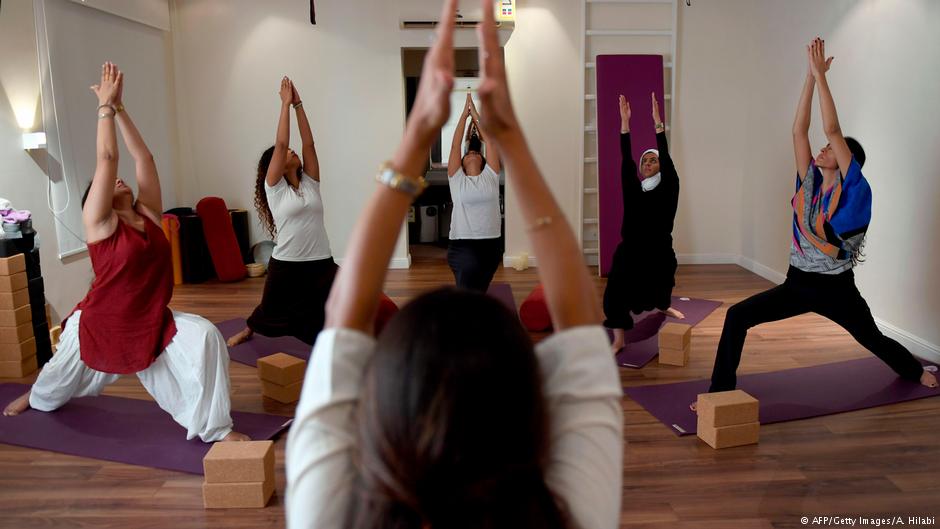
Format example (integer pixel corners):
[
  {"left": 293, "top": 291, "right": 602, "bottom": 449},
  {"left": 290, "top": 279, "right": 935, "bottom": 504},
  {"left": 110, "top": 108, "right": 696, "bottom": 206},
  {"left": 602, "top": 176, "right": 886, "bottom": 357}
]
[{"left": 255, "top": 146, "right": 278, "bottom": 239}]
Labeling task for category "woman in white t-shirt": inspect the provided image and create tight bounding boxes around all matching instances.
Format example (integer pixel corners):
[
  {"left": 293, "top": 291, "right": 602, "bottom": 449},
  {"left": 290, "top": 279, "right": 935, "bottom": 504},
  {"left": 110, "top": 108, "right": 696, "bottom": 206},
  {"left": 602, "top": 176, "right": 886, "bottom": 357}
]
[
  {"left": 285, "top": 4, "right": 621, "bottom": 528},
  {"left": 227, "top": 77, "right": 336, "bottom": 347},
  {"left": 445, "top": 93, "right": 503, "bottom": 291}
]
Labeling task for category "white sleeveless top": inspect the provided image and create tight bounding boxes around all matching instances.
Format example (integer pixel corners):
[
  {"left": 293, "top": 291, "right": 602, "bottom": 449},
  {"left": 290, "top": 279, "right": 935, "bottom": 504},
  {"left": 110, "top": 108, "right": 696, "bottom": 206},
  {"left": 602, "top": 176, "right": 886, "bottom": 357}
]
[
  {"left": 265, "top": 173, "right": 332, "bottom": 261},
  {"left": 448, "top": 164, "right": 501, "bottom": 240}
]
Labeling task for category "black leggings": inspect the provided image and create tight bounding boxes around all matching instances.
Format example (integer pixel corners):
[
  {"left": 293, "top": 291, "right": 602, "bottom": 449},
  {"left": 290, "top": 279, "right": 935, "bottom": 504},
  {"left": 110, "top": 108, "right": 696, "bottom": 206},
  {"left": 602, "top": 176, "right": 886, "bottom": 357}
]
[
  {"left": 447, "top": 238, "right": 503, "bottom": 292},
  {"left": 709, "top": 266, "right": 924, "bottom": 392}
]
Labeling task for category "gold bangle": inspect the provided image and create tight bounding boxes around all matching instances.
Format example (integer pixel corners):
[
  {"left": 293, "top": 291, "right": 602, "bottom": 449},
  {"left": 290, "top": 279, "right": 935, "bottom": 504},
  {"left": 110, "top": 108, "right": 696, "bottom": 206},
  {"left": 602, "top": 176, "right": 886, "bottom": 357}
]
[
  {"left": 528, "top": 216, "right": 554, "bottom": 232},
  {"left": 293, "top": 101, "right": 303, "bottom": 109},
  {"left": 375, "top": 162, "right": 428, "bottom": 198}
]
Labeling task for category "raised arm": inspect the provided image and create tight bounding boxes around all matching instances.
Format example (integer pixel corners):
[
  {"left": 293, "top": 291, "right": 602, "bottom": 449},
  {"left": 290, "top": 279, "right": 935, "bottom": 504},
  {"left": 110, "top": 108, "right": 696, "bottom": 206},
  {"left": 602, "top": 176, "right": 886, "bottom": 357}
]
[
  {"left": 291, "top": 82, "right": 320, "bottom": 181},
  {"left": 477, "top": 2, "right": 599, "bottom": 330},
  {"left": 447, "top": 94, "right": 472, "bottom": 177},
  {"left": 793, "top": 43, "right": 816, "bottom": 177},
  {"left": 469, "top": 97, "right": 500, "bottom": 173},
  {"left": 266, "top": 77, "right": 294, "bottom": 187},
  {"left": 83, "top": 62, "right": 121, "bottom": 243},
  {"left": 651, "top": 92, "right": 675, "bottom": 176},
  {"left": 111, "top": 68, "right": 161, "bottom": 222},
  {"left": 810, "top": 38, "right": 853, "bottom": 174},
  {"left": 325, "top": 0, "right": 457, "bottom": 333},
  {"left": 619, "top": 96, "right": 641, "bottom": 201}
]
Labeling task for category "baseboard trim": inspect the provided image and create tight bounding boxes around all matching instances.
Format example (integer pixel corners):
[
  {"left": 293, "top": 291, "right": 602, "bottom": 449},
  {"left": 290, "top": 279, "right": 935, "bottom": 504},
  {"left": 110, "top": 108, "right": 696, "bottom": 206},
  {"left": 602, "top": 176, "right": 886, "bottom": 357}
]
[
  {"left": 875, "top": 317, "right": 940, "bottom": 364},
  {"left": 736, "top": 256, "right": 787, "bottom": 285},
  {"left": 333, "top": 256, "right": 411, "bottom": 270},
  {"left": 503, "top": 254, "right": 537, "bottom": 269},
  {"left": 676, "top": 253, "right": 739, "bottom": 265}
]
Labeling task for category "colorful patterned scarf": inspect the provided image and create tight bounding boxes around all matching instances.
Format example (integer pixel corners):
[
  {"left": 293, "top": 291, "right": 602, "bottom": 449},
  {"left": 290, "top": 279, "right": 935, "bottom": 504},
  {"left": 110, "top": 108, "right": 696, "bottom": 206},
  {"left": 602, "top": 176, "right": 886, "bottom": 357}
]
[{"left": 791, "top": 159, "right": 871, "bottom": 260}]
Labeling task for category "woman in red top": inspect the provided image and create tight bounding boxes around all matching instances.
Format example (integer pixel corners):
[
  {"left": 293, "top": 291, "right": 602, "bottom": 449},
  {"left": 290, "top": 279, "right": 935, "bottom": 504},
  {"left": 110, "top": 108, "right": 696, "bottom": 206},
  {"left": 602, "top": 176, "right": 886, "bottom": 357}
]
[{"left": 3, "top": 64, "right": 248, "bottom": 442}]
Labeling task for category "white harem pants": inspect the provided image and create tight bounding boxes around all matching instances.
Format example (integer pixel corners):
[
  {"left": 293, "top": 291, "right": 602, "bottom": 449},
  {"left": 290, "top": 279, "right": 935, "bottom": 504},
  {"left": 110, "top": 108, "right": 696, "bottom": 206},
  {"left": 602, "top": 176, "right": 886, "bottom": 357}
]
[{"left": 28, "top": 310, "right": 234, "bottom": 442}]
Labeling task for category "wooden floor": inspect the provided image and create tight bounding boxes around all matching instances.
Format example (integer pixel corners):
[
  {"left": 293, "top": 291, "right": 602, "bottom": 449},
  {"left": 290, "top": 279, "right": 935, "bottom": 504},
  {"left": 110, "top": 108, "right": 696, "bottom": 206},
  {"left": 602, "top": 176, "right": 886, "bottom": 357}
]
[{"left": 2, "top": 251, "right": 938, "bottom": 529}]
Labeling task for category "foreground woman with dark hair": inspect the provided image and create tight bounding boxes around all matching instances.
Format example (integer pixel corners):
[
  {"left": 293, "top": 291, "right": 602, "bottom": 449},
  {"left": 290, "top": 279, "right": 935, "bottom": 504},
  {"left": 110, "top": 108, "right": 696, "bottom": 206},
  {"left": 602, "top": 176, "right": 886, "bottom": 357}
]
[
  {"left": 226, "top": 77, "right": 337, "bottom": 347},
  {"left": 3, "top": 64, "right": 248, "bottom": 443},
  {"left": 284, "top": 1, "right": 622, "bottom": 528}
]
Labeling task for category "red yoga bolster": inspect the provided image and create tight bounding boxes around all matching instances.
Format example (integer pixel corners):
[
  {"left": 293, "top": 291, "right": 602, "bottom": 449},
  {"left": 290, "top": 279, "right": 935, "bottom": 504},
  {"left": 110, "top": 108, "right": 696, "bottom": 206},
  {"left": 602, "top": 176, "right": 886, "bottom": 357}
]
[
  {"left": 520, "top": 283, "right": 552, "bottom": 332},
  {"left": 195, "top": 197, "right": 247, "bottom": 282}
]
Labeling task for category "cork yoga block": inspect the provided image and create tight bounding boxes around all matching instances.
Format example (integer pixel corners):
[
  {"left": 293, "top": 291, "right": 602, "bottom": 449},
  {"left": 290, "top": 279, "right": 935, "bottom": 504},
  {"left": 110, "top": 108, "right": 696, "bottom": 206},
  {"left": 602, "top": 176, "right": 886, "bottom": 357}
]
[
  {"left": 203, "top": 440, "right": 275, "bottom": 484},
  {"left": 658, "top": 322, "right": 691, "bottom": 350},
  {"left": 0, "top": 305, "right": 32, "bottom": 327},
  {"left": 659, "top": 343, "right": 690, "bottom": 366},
  {"left": 0, "top": 321, "right": 33, "bottom": 344},
  {"left": 697, "top": 419, "right": 760, "bottom": 449},
  {"left": 0, "top": 337, "right": 37, "bottom": 361},
  {"left": 203, "top": 479, "right": 274, "bottom": 509},
  {"left": 696, "top": 390, "right": 759, "bottom": 427},
  {"left": 257, "top": 353, "right": 306, "bottom": 386},
  {"left": 0, "top": 272, "right": 27, "bottom": 293},
  {"left": 0, "top": 288, "right": 29, "bottom": 311},
  {"left": 0, "top": 354, "right": 38, "bottom": 378},
  {"left": 261, "top": 379, "right": 302, "bottom": 404},
  {"left": 0, "top": 254, "right": 26, "bottom": 276}
]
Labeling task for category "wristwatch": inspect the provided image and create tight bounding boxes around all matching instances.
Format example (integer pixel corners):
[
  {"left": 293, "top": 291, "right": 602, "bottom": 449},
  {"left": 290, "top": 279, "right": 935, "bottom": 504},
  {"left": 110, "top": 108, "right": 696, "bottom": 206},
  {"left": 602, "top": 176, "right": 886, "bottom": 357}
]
[
  {"left": 655, "top": 122, "right": 666, "bottom": 132},
  {"left": 375, "top": 162, "right": 428, "bottom": 198}
]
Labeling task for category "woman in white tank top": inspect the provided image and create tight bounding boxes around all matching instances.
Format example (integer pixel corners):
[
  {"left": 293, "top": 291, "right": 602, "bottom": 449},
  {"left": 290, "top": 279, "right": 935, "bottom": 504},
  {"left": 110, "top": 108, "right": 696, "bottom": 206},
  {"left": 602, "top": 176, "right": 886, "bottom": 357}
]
[
  {"left": 445, "top": 94, "right": 503, "bottom": 292},
  {"left": 227, "top": 77, "right": 338, "bottom": 347}
]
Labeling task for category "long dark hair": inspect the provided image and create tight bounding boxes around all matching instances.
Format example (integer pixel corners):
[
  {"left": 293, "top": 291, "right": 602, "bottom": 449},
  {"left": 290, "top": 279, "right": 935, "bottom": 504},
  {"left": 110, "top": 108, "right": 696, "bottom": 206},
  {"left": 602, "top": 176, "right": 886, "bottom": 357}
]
[
  {"left": 347, "top": 288, "right": 570, "bottom": 529},
  {"left": 255, "top": 146, "right": 278, "bottom": 238}
]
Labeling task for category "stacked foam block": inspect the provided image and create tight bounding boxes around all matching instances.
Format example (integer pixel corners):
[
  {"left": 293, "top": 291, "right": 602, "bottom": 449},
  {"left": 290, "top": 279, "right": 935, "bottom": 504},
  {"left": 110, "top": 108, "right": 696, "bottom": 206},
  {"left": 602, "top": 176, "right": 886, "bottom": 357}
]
[
  {"left": 696, "top": 390, "right": 760, "bottom": 449},
  {"left": 0, "top": 254, "right": 37, "bottom": 378},
  {"left": 658, "top": 322, "right": 691, "bottom": 366},
  {"left": 203, "top": 440, "right": 275, "bottom": 508},
  {"left": 257, "top": 353, "right": 306, "bottom": 404}
]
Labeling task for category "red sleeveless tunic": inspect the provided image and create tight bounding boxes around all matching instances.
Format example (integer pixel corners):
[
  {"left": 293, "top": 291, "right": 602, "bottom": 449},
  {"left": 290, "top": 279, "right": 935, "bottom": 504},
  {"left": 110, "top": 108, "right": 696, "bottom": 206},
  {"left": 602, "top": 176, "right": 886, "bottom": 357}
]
[{"left": 67, "top": 214, "right": 178, "bottom": 374}]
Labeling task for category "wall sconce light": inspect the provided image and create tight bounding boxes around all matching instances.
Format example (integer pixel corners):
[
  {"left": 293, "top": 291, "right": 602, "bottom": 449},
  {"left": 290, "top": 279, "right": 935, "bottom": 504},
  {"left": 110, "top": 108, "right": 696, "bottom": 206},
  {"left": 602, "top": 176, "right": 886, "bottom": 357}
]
[{"left": 22, "top": 132, "right": 47, "bottom": 150}]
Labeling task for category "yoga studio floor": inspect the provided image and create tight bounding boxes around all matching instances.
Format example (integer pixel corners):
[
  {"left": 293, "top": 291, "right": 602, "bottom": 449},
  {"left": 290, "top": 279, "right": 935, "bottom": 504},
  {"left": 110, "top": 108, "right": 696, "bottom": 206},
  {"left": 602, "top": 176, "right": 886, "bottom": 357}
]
[{"left": 2, "top": 252, "right": 938, "bottom": 529}]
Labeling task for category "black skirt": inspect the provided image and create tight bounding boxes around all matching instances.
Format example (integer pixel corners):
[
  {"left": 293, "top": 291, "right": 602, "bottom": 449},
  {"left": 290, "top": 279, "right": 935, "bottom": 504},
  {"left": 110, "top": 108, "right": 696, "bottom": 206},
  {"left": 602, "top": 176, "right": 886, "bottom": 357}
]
[
  {"left": 602, "top": 241, "right": 677, "bottom": 329},
  {"left": 246, "top": 256, "right": 338, "bottom": 345}
]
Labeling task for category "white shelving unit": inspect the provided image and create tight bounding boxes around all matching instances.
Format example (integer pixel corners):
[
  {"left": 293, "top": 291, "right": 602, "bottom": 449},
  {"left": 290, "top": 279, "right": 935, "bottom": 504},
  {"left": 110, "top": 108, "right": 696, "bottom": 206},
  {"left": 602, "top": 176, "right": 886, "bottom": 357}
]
[{"left": 578, "top": 0, "right": 679, "bottom": 271}]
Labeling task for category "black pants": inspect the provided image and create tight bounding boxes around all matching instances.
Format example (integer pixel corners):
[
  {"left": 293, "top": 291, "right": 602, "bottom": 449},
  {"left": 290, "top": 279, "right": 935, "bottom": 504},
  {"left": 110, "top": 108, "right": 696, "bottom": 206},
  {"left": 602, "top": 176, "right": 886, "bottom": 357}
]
[
  {"left": 247, "top": 256, "right": 338, "bottom": 345},
  {"left": 447, "top": 238, "right": 503, "bottom": 293},
  {"left": 709, "top": 266, "right": 924, "bottom": 392}
]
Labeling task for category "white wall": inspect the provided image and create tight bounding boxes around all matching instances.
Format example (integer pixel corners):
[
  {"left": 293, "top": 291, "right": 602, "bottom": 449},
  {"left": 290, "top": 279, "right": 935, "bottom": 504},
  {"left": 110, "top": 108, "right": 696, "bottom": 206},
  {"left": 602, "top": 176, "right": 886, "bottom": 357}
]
[
  {"left": 170, "top": 0, "right": 411, "bottom": 267},
  {"left": 503, "top": 0, "right": 584, "bottom": 260},
  {"left": 0, "top": 0, "right": 93, "bottom": 323}
]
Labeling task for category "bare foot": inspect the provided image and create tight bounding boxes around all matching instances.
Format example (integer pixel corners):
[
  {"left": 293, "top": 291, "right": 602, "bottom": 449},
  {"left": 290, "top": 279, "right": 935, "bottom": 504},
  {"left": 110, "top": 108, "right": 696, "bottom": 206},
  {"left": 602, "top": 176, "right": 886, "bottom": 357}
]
[
  {"left": 664, "top": 307, "right": 686, "bottom": 320},
  {"left": 922, "top": 370, "right": 939, "bottom": 389},
  {"left": 221, "top": 431, "right": 251, "bottom": 442},
  {"left": 610, "top": 328, "right": 625, "bottom": 354},
  {"left": 226, "top": 327, "right": 253, "bottom": 348},
  {"left": 3, "top": 390, "right": 31, "bottom": 417}
]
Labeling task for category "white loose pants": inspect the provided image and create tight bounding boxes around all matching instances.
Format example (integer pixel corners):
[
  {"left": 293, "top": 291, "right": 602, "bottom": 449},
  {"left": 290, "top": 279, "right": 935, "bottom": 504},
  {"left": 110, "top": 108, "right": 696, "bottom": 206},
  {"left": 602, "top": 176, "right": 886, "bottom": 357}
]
[{"left": 29, "top": 310, "right": 234, "bottom": 442}]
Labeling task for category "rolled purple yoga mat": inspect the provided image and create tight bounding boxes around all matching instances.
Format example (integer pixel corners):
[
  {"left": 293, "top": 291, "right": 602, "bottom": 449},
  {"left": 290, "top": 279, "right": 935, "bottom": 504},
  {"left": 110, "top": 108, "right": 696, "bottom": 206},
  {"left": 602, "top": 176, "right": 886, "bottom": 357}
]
[
  {"left": 0, "top": 384, "right": 292, "bottom": 474},
  {"left": 623, "top": 358, "right": 940, "bottom": 436}
]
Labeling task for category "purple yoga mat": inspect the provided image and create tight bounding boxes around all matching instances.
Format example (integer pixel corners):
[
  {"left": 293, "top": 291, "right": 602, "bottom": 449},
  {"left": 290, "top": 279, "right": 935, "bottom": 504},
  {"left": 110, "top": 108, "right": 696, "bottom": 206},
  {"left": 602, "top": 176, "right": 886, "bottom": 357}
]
[
  {"left": 218, "top": 318, "right": 313, "bottom": 367},
  {"left": 0, "top": 384, "right": 292, "bottom": 474},
  {"left": 623, "top": 358, "right": 940, "bottom": 436},
  {"left": 219, "top": 283, "right": 518, "bottom": 367},
  {"left": 596, "top": 55, "right": 666, "bottom": 277},
  {"left": 613, "top": 296, "right": 722, "bottom": 368}
]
